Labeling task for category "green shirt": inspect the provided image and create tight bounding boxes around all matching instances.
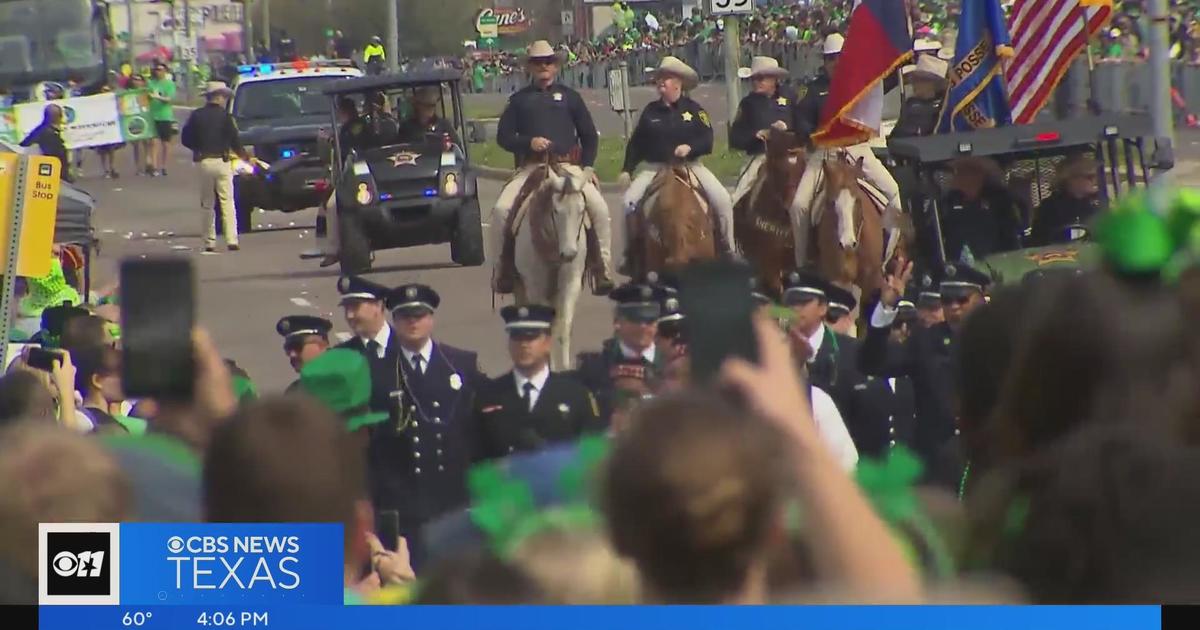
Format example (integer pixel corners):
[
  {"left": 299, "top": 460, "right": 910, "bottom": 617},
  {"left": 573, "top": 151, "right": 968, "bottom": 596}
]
[{"left": 147, "top": 77, "right": 177, "bottom": 122}]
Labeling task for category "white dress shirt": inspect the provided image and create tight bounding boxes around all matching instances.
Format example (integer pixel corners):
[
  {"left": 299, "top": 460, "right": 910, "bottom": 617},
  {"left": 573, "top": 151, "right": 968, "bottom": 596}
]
[
  {"left": 806, "top": 324, "right": 825, "bottom": 361},
  {"left": 619, "top": 342, "right": 656, "bottom": 363},
  {"left": 359, "top": 325, "right": 392, "bottom": 359},
  {"left": 812, "top": 385, "right": 860, "bottom": 471},
  {"left": 513, "top": 365, "right": 551, "bottom": 410},
  {"left": 401, "top": 338, "right": 434, "bottom": 374}
]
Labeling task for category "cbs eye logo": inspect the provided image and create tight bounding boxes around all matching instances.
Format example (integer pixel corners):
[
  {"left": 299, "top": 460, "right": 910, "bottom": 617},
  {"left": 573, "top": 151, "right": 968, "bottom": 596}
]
[{"left": 39, "top": 523, "right": 120, "bottom": 605}]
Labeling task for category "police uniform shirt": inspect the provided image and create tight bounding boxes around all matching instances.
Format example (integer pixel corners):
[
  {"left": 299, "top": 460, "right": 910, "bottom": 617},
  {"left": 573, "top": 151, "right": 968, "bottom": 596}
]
[
  {"left": 793, "top": 69, "right": 831, "bottom": 142},
  {"left": 1030, "top": 191, "right": 1101, "bottom": 247},
  {"left": 471, "top": 368, "right": 601, "bottom": 463},
  {"left": 730, "top": 89, "right": 798, "bottom": 154},
  {"left": 891, "top": 96, "right": 943, "bottom": 139},
  {"left": 339, "top": 115, "right": 371, "bottom": 153},
  {"left": 622, "top": 96, "right": 714, "bottom": 173},
  {"left": 942, "top": 188, "right": 1024, "bottom": 261},
  {"left": 860, "top": 300, "right": 959, "bottom": 466},
  {"left": 847, "top": 375, "right": 917, "bottom": 460},
  {"left": 181, "top": 102, "right": 243, "bottom": 160},
  {"left": 497, "top": 83, "right": 599, "bottom": 166}
]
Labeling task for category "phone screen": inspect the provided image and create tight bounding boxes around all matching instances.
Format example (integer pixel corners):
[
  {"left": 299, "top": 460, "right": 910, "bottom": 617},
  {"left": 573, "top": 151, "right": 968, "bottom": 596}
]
[
  {"left": 678, "top": 260, "right": 759, "bottom": 384},
  {"left": 120, "top": 257, "right": 196, "bottom": 401},
  {"left": 26, "top": 347, "right": 60, "bottom": 372}
]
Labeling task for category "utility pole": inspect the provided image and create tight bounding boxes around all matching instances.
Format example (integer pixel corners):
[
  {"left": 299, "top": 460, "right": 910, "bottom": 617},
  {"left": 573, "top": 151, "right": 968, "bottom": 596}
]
[
  {"left": 125, "top": 0, "right": 135, "bottom": 66},
  {"left": 183, "top": 0, "right": 192, "bottom": 100},
  {"left": 387, "top": 0, "right": 400, "bottom": 73},
  {"left": 723, "top": 16, "right": 741, "bottom": 134},
  {"left": 262, "top": 0, "right": 271, "bottom": 54},
  {"left": 1146, "top": 0, "right": 1175, "bottom": 177},
  {"left": 242, "top": 0, "right": 254, "bottom": 60}
]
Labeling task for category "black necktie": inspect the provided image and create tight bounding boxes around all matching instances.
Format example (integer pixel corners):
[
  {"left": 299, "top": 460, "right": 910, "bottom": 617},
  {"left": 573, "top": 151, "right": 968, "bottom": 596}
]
[
  {"left": 522, "top": 382, "right": 536, "bottom": 411},
  {"left": 411, "top": 354, "right": 425, "bottom": 376},
  {"left": 366, "top": 340, "right": 381, "bottom": 358}
]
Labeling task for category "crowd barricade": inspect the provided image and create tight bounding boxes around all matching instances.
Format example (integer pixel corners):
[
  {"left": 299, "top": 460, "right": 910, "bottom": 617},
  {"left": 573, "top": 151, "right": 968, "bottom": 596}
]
[{"left": 469, "top": 47, "right": 1200, "bottom": 124}]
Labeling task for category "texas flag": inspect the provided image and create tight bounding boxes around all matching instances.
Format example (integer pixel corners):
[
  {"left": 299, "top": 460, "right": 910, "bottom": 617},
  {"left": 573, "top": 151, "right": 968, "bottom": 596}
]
[{"left": 811, "top": 0, "right": 913, "bottom": 147}]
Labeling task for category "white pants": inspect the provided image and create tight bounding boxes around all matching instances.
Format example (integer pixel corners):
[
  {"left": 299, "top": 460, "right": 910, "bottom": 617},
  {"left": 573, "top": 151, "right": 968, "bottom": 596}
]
[
  {"left": 789, "top": 144, "right": 900, "bottom": 267},
  {"left": 731, "top": 154, "right": 766, "bottom": 207},
  {"left": 491, "top": 164, "right": 612, "bottom": 268},
  {"left": 622, "top": 161, "right": 735, "bottom": 253},
  {"left": 199, "top": 158, "right": 238, "bottom": 247}
]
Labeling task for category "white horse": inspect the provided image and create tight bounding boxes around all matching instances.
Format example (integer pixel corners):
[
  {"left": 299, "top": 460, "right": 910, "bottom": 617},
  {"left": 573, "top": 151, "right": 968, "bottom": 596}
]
[{"left": 513, "top": 162, "right": 589, "bottom": 369}]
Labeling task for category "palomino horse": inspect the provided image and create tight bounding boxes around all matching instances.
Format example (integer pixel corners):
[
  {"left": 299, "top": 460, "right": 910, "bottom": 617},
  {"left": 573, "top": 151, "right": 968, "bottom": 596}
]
[
  {"left": 511, "top": 160, "right": 589, "bottom": 369},
  {"left": 812, "top": 154, "right": 901, "bottom": 313},
  {"left": 635, "top": 162, "right": 716, "bottom": 278},
  {"left": 733, "top": 130, "right": 806, "bottom": 297}
]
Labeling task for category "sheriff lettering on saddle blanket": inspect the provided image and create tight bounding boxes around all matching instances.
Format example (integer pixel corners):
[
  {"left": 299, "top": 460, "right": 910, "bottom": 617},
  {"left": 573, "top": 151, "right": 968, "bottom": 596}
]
[
  {"left": 790, "top": 33, "right": 904, "bottom": 270},
  {"left": 492, "top": 40, "right": 615, "bottom": 295},
  {"left": 618, "top": 56, "right": 736, "bottom": 271},
  {"left": 729, "top": 56, "right": 799, "bottom": 208}
]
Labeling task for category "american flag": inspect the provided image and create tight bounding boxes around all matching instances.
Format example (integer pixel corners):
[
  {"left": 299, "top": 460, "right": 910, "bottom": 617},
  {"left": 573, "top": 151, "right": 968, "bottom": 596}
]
[{"left": 1005, "top": 0, "right": 1113, "bottom": 124}]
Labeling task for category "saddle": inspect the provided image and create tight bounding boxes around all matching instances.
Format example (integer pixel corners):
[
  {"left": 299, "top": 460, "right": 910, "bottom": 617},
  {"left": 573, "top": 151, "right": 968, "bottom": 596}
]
[{"left": 638, "top": 166, "right": 711, "bottom": 219}]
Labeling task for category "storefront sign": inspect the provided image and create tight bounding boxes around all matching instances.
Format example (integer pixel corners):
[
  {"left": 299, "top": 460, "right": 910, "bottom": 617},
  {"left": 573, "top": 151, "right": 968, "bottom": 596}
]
[{"left": 476, "top": 7, "right": 530, "bottom": 36}]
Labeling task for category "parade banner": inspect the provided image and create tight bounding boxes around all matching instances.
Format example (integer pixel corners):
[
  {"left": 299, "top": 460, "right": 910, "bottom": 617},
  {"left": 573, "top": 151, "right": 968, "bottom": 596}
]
[{"left": 0, "top": 90, "right": 156, "bottom": 150}]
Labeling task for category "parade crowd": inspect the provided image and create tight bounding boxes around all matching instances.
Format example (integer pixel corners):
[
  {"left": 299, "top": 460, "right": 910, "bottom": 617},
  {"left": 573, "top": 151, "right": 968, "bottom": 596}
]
[{"left": 6, "top": 1, "right": 1200, "bottom": 610}]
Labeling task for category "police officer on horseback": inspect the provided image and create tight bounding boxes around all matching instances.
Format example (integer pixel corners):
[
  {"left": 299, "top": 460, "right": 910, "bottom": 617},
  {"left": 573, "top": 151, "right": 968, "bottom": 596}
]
[
  {"left": 617, "top": 56, "right": 736, "bottom": 275},
  {"left": 790, "top": 33, "right": 903, "bottom": 271},
  {"left": 492, "top": 40, "right": 615, "bottom": 297},
  {"left": 892, "top": 55, "right": 948, "bottom": 139},
  {"left": 730, "top": 56, "right": 797, "bottom": 208}
]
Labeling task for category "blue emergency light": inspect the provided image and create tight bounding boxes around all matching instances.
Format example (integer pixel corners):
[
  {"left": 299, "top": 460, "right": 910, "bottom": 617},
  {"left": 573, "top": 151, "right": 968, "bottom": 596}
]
[
  {"left": 259, "top": 63, "right": 273, "bottom": 74},
  {"left": 237, "top": 65, "right": 254, "bottom": 74},
  {"left": 280, "top": 149, "right": 297, "bottom": 159},
  {"left": 423, "top": 188, "right": 437, "bottom": 197}
]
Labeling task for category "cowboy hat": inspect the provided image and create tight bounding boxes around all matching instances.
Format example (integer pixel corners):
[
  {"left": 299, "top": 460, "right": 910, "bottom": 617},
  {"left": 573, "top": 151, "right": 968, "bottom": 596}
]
[
  {"left": 525, "top": 40, "right": 561, "bottom": 62},
  {"left": 653, "top": 56, "right": 699, "bottom": 90},
  {"left": 905, "top": 54, "right": 949, "bottom": 85},
  {"left": 823, "top": 33, "right": 845, "bottom": 56},
  {"left": 739, "top": 56, "right": 788, "bottom": 80},
  {"left": 204, "top": 81, "right": 232, "bottom": 97}
]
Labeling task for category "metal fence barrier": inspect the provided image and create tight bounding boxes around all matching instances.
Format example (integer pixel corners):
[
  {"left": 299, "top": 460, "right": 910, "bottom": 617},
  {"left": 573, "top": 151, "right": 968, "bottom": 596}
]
[{"left": 468, "top": 43, "right": 1200, "bottom": 125}]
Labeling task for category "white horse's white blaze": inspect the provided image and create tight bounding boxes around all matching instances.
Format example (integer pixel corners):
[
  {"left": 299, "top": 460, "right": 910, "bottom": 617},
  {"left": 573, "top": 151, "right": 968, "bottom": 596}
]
[
  {"left": 514, "top": 164, "right": 589, "bottom": 370},
  {"left": 835, "top": 188, "right": 857, "bottom": 249}
]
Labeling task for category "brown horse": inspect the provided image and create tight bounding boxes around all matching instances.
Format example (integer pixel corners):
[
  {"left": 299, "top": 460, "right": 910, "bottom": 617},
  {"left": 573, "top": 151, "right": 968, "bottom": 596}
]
[
  {"left": 811, "top": 154, "right": 895, "bottom": 306},
  {"left": 635, "top": 163, "right": 715, "bottom": 277},
  {"left": 734, "top": 130, "right": 806, "bottom": 296}
]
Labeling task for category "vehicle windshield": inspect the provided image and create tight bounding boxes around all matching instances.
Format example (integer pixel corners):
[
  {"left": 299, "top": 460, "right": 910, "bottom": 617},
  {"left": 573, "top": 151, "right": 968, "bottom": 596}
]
[
  {"left": 0, "top": 0, "right": 103, "bottom": 84},
  {"left": 234, "top": 77, "right": 340, "bottom": 122}
]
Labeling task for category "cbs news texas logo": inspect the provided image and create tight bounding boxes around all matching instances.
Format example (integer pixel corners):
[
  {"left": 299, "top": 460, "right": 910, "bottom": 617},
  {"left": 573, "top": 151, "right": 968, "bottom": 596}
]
[{"left": 39, "top": 523, "right": 121, "bottom": 605}]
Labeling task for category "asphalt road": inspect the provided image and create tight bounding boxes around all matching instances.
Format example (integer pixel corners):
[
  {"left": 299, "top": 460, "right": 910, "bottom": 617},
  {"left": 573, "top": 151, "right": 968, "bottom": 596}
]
[
  {"left": 83, "top": 141, "right": 627, "bottom": 393},
  {"left": 82, "top": 99, "right": 1200, "bottom": 392}
]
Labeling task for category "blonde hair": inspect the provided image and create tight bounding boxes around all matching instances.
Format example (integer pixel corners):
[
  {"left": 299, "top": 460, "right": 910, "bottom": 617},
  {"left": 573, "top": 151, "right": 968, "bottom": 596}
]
[{"left": 511, "top": 525, "right": 640, "bottom": 604}]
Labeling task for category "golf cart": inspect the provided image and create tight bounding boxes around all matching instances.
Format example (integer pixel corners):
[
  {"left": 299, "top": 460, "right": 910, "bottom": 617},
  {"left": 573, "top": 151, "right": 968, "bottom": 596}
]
[
  {"left": 321, "top": 70, "right": 484, "bottom": 274},
  {"left": 886, "top": 113, "right": 1164, "bottom": 285}
]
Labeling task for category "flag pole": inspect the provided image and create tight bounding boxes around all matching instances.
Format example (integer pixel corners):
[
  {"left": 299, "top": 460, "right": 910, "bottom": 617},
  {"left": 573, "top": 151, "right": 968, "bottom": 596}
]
[{"left": 1080, "top": 9, "right": 1102, "bottom": 115}]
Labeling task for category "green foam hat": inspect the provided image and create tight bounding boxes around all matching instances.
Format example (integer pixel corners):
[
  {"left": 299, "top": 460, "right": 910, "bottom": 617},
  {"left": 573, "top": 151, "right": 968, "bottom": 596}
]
[
  {"left": 1095, "top": 192, "right": 1174, "bottom": 275},
  {"left": 299, "top": 349, "right": 388, "bottom": 432}
]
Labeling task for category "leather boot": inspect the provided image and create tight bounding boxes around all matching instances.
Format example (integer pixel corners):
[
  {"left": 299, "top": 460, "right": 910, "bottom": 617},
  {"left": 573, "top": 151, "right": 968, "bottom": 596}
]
[
  {"left": 713, "top": 213, "right": 735, "bottom": 259},
  {"left": 492, "top": 233, "right": 518, "bottom": 294},
  {"left": 618, "top": 213, "right": 641, "bottom": 278},
  {"left": 585, "top": 227, "right": 615, "bottom": 296}
]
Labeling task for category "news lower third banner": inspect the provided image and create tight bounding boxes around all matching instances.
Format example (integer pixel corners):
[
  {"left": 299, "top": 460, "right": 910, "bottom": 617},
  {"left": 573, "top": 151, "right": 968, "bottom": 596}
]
[{"left": 33, "top": 523, "right": 1176, "bottom": 629}]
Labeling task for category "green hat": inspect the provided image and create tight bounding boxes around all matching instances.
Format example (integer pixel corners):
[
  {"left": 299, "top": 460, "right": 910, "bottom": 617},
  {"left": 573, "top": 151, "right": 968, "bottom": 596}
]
[
  {"left": 1095, "top": 192, "right": 1174, "bottom": 275},
  {"left": 299, "top": 349, "right": 388, "bottom": 432},
  {"left": 19, "top": 258, "right": 81, "bottom": 318}
]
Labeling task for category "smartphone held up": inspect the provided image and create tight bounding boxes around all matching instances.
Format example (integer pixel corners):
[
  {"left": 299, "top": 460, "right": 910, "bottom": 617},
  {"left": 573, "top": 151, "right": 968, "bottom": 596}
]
[
  {"left": 119, "top": 256, "right": 196, "bottom": 402},
  {"left": 677, "top": 260, "right": 760, "bottom": 385}
]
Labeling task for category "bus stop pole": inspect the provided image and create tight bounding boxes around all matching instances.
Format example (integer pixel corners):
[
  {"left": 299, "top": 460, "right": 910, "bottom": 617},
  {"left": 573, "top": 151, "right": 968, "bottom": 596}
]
[
  {"left": 0, "top": 159, "right": 30, "bottom": 370},
  {"left": 619, "top": 61, "right": 632, "bottom": 140},
  {"left": 723, "top": 17, "right": 741, "bottom": 136}
]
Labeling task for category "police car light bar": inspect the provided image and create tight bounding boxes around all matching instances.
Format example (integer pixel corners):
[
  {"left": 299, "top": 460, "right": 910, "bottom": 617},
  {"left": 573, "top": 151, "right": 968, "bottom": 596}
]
[
  {"left": 237, "top": 60, "right": 358, "bottom": 76},
  {"left": 1015, "top": 132, "right": 1062, "bottom": 147}
]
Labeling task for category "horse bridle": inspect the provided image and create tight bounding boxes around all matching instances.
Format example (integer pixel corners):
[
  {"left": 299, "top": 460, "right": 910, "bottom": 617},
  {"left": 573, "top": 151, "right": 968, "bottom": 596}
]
[
  {"left": 815, "top": 153, "right": 867, "bottom": 244},
  {"left": 539, "top": 158, "right": 588, "bottom": 248}
]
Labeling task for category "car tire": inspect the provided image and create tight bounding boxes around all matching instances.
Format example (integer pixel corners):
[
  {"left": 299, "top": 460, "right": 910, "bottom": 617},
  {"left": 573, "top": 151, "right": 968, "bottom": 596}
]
[
  {"left": 450, "top": 197, "right": 485, "bottom": 267},
  {"left": 339, "top": 207, "right": 372, "bottom": 274}
]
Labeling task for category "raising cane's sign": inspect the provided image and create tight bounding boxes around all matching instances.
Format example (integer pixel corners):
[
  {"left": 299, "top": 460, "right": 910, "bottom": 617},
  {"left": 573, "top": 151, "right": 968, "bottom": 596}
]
[{"left": 475, "top": 7, "right": 531, "bottom": 36}]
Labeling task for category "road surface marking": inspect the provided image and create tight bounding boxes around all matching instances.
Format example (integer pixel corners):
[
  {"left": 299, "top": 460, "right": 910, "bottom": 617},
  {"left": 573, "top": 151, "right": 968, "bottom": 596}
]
[{"left": 290, "top": 297, "right": 314, "bottom": 308}]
